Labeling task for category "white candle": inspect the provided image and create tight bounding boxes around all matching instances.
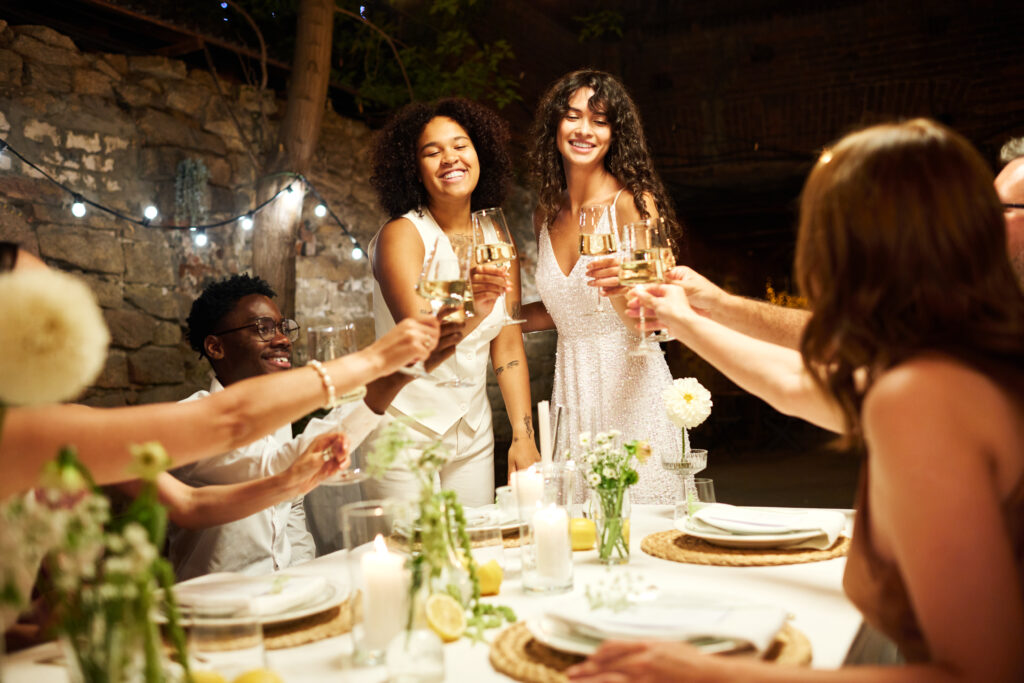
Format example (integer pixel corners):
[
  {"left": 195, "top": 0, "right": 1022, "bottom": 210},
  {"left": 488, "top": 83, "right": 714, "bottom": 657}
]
[
  {"left": 360, "top": 534, "right": 408, "bottom": 651},
  {"left": 532, "top": 504, "right": 572, "bottom": 582},
  {"left": 512, "top": 466, "right": 544, "bottom": 516},
  {"left": 538, "top": 400, "right": 552, "bottom": 467}
]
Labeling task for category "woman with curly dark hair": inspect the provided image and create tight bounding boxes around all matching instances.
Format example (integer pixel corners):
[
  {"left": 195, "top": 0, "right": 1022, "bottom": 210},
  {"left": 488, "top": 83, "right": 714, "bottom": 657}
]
[
  {"left": 521, "top": 70, "right": 681, "bottom": 503},
  {"left": 366, "top": 98, "right": 539, "bottom": 505},
  {"left": 589, "top": 120, "right": 1024, "bottom": 682}
]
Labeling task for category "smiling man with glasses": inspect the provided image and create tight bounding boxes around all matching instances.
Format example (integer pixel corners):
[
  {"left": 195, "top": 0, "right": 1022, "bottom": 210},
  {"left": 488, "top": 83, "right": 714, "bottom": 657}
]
[{"left": 155, "top": 274, "right": 462, "bottom": 579}]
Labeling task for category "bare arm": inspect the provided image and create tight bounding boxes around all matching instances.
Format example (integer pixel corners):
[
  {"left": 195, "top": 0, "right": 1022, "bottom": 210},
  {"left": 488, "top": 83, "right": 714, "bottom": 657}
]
[
  {"left": 666, "top": 266, "right": 809, "bottom": 349},
  {"left": 631, "top": 283, "right": 843, "bottom": 432},
  {"left": 491, "top": 264, "right": 541, "bottom": 476},
  {"left": 0, "top": 318, "right": 436, "bottom": 497}
]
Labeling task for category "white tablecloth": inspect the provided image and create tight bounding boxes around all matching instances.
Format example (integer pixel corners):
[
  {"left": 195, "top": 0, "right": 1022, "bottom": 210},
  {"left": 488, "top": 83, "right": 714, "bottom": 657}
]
[{"left": 1, "top": 505, "right": 862, "bottom": 682}]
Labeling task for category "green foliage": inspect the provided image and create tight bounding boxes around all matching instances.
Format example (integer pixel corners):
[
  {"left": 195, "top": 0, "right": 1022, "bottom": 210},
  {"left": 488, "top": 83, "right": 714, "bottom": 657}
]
[{"left": 574, "top": 9, "right": 624, "bottom": 42}]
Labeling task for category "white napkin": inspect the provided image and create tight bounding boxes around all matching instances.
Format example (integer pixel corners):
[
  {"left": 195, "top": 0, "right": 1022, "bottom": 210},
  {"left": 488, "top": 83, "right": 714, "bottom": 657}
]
[
  {"left": 545, "top": 592, "right": 787, "bottom": 653},
  {"left": 692, "top": 504, "right": 845, "bottom": 549},
  {"left": 174, "top": 572, "right": 327, "bottom": 617}
]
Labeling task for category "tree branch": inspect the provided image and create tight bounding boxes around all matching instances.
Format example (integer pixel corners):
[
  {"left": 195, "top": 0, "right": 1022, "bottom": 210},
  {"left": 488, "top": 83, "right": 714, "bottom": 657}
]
[{"left": 334, "top": 4, "right": 415, "bottom": 103}]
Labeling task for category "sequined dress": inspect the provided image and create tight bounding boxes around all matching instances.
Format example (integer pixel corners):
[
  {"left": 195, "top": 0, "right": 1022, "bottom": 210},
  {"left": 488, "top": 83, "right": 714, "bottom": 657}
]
[{"left": 535, "top": 222, "right": 681, "bottom": 504}]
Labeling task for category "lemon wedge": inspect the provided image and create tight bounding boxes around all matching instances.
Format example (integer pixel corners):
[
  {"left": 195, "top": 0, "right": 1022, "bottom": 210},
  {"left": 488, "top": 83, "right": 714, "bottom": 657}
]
[
  {"left": 425, "top": 593, "right": 467, "bottom": 642},
  {"left": 190, "top": 672, "right": 227, "bottom": 683},
  {"left": 477, "top": 559, "right": 503, "bottom": 596},
  {"left": 231, "top": 669, "right": 284, "bottom": 683},
  {"left": 570, "top": 518, "right": 596, "bottom": 550}
]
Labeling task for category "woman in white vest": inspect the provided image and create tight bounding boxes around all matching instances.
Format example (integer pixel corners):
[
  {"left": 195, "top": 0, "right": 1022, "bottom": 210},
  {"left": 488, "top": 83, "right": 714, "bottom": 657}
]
[{"left": 366, "top": 98, "right": 540, "bottom": 506}]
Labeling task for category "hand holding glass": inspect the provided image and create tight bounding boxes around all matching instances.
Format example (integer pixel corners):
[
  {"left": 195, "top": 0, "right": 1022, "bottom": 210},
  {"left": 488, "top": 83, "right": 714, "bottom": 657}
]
[
  {"left": 617, "top": 217, "right": 667, "bottom": 355},
  {"left": 579, "top": 204, "right": 618, "bottom": 315},
  {"left": 471, "top": 207, "right": 524, "bottom": 325}
]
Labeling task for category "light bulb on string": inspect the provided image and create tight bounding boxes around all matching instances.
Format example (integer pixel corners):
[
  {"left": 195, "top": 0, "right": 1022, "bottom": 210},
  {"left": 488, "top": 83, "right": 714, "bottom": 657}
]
[
  {"left": 143, "top": 205, "right": 159, "bottom": 221},
  {"left": 193, "top": 229, "right": 208, "bottom": 247},
  {"left": 240, "top": 215, "right": 254, "bottom": 231},
  {"left": 314, "top": 203, "right": 327, "bottom": 218},
  {"left": 71, "top": 196, "right": 87, "bottom": 218}
]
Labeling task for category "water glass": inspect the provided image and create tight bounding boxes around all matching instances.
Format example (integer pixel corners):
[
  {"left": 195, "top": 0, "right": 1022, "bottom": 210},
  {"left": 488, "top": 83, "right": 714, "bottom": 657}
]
[
  {"left": 188, "top": 604, "right": 266, "bottom": 681},
  {"left": 467, "top": 525, "right": 505, "bottom": 571},
  {"left": 674, "top": 476, "right": 717, "bottom": 528}
]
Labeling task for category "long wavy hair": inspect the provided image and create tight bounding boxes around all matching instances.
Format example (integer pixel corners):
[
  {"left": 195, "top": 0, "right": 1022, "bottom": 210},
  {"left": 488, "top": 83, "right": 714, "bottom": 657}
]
[
  {"left": 527, "top": 69, "right": 681, "bottom": 241},
  {"left": 796, "top": 119, "right": 1024, "bottom": 441},
  {"left": 370, "top": 98, "right": 512, "bottom": 219}
]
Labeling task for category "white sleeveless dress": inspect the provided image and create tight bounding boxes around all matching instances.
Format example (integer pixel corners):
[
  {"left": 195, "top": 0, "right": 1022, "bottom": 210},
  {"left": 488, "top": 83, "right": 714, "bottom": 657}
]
[{"left": 534, "top": 207, "right": 680, "bottom": 504}]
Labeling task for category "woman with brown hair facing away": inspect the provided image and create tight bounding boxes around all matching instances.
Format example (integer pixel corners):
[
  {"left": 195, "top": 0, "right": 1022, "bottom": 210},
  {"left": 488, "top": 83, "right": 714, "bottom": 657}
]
[{"left": 574, "top": 119, "right": 1024, "bottom": 681}]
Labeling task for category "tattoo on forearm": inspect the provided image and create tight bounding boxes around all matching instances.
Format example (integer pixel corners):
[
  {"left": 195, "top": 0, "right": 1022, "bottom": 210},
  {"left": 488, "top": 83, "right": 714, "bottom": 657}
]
[
  {"left": 523, "top": 416, "right": 534, "bottom": 441},
  {"left": 494, "top": 359, "right": 521, "bottom": 376}
]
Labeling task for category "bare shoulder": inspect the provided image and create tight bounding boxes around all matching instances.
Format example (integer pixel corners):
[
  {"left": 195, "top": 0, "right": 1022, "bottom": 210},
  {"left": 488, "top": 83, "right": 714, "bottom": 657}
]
[
  {"left": 372, "top": 216, "right": 421, "bottom": 276},
  {"left": 615, "top": 189, "right": 658, "bottom": 224}
]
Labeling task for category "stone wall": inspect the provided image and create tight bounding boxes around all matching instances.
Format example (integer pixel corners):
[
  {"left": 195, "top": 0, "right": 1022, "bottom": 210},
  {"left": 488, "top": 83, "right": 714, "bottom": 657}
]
[{"left": 0, "top": 21, "right": 555, "bottom": 442}]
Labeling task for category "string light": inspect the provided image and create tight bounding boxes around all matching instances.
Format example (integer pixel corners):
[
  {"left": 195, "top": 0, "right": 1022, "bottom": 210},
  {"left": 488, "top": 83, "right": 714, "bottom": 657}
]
[{"left": 0, "top": 137, "right": 367, "bottom": 259}]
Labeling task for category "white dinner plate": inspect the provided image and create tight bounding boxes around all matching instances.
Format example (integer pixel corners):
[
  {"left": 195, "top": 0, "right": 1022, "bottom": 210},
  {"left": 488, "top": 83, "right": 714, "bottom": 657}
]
[
  {"left": 463, "top": 504, "right": 520, "bottom": 532},
  {"left": 159, "top": 577, "right": 349, "bottom": 626},
  {"left": 525, "top": 616, "right": 747, "bottom": 657},
  {"left": 681, "top": 519, "right": 827, "bottom": 549}
]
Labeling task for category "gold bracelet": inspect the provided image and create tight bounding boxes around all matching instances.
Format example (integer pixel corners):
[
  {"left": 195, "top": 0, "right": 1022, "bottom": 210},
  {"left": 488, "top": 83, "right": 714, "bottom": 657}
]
[{"left": 307, "top": 359, "right": 338, "bottom": 409}]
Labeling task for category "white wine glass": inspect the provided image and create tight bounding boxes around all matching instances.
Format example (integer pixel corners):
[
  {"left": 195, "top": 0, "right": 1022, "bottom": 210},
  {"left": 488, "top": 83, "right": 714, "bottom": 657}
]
[
  {"left": 397, "top": 238, "right": 443, "bottom": 383},
  {"left": 650, "top": 231, "right": 677, "bottom": 343},
  {"left": 578, "top": 204, "right": 619, "bottom": 315},
  {"left": 471, "top": 206, "right": 525, "bottom": 325},
  {"left": 417, "top": 236, "right": 472, "bottom": 387},
  {"left": 617, "top": 217, "right": 666, "bottom": 356}
]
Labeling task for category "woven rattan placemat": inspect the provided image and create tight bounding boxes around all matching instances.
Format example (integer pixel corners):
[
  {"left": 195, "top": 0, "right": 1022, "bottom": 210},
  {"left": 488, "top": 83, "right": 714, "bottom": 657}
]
[
  {"left": 262, "top": 592, "right": 360, "bottom": 650},
  {"left": 489, "top": 621, "right": 811, "bottom": 683},
  {"left": 641, "top": 531, "right": 850, "bottom": 566}
]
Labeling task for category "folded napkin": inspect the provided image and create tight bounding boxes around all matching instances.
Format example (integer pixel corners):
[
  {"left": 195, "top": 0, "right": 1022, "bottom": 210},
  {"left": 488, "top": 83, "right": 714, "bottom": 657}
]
[
  {"left": 174, "top": 572, "right": 328, "bottom": 617},
  {"left": 691, "top": 504, "right": 845, "bottom": 550},
  {"left": 545, "top": 592, "right": 787, "bottom": 653}
]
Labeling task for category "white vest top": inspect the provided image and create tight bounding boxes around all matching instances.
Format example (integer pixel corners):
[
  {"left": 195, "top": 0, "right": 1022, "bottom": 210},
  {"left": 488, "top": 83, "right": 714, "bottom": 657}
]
[{"left": 371, "top": 208, "right": 504, "bottom": 435}]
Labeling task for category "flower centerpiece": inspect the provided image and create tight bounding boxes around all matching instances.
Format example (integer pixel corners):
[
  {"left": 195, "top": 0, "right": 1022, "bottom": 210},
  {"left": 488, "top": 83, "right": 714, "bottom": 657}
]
[
  {"left": 367, "top": 418, "right": 515, "bottom": 642},
  {"left": 0, "top": 444, "right": 190, "bottom": 683},
  {"left": 577, "top": 431, "right": 651, "bottom": 564},
  {"left": 662, "top": 377, "right": 714, "bottom": 515}
]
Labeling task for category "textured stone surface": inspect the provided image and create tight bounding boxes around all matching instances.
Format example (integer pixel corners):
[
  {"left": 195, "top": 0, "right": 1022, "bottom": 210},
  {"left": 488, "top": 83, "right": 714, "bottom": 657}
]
[
  {"left": 73, "top": 68, "right": 114, "bottom": 97},
  {"left": 127, "top": 55, "right": 186, "bottom": 80},
  {"left": 11, "top": 32, "right": 83, "bottom": 67},
  {"left": 128, "top": 346, "right": 185, "bottom": 384},
  {"left": 153, "top": 320, "right": 183, "bottom": 346},
  {"left": 94, "top": 350, "right": 128, "bottom": 388},
  {"left": 105, "top": 307, "right": 156, "bottom": 349},
  {"left": 125, "top": 284, "right": 179, "bottom": 319},
  {"left": 0, "top": 48, "right": 23, "bottom": 86},
  {"left": 37, "top": 224, "right": 124, "bottom": 273},
  {"left": 124, "top": 238, "right": 176, "bottom": 286}
]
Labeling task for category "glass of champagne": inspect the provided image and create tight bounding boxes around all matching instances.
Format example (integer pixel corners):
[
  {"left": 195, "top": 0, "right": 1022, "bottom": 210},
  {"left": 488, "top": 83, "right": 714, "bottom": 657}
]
[
  {"left": 617, "top": 217, "right": 667, "bottom": 356},
  {"left": 397, "top": 238, "right": 444, "bottom": 383},
  {"left": 650, "top": 232, "right": 677, "bottom": 343},
  {"left": 578, "top": 204, "right": 619, "bottom": 315},
  {"left": 471, "top": 207, "right": 524, "bottom": 325},
  {"left": 417, "top": 236, "right": 471, "bottom": 387}
]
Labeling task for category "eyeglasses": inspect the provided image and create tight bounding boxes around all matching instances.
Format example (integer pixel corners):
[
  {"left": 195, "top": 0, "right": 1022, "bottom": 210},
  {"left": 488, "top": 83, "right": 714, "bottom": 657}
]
[
  {"left": 213, "top": 317, "right": 300, "bottom": 342},
  {"left": 1003, "top": 202, "right": 1024, "bottom": 210}
]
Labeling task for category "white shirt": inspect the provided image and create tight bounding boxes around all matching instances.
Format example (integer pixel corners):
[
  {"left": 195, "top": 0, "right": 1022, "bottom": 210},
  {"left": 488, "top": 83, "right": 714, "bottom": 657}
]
[{"left": 168, "top": 377, "right": 384, "bottom": 580}]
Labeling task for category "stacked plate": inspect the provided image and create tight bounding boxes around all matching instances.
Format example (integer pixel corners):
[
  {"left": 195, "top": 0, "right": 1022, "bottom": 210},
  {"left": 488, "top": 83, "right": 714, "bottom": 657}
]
[
  {"left": 165, "top": 573, "right": 349, "bottom": 625},
  {"left": 681, "top": 504, "right": 846, "bottom": 549},
  {"left": 525, "top": 590, "right": 787, "bottom": 656}
]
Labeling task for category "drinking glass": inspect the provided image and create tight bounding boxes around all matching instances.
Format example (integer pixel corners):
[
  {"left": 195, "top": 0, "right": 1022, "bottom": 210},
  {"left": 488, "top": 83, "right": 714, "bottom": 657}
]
[
  {"left": 578, "top": 204, "right": 618, "bottom": 315},
  {"left": 342, "top": 499, "right": 414, "bottom": 667},
  {"left": 650, "top": 232, "right": 677, "bottom": 343},
  {"left": 398, "top": 237, "right": 443, "bottom": 383},
  {"left": 417, "top": 236, "right": 472, "bottom": 387},
  {"left": 306, "top": 322, "right": 368, "bottom": 405},
  {"left": 617, "top": 217, "right": 667, "bottom": 356},
  {"left": 189, "top": 603, "right": 267, "bottom": 681},
  {"left": 471, "top": 207, "right": 525, "bottom": 325},
  {"left": 466, "top": 525, "right": 506, "bottom": 571}
]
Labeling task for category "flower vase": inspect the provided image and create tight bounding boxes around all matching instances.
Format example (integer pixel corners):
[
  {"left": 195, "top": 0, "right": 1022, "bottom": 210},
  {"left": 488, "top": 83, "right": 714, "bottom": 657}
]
[{"left": 591, "top": 486, "right": 631, "bottom": 565}]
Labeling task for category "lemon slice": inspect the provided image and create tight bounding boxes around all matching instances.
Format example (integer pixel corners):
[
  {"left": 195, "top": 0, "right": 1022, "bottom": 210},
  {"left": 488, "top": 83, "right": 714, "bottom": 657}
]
[
  {"left": 190, "top": 672, "right": 227, "bottom": 683},
  {"left": 425, "top": 593, "right": 467, "bottom": 642},
  {"left": 570, "top": 518, "right": 596, "bottom": 550},
  {"left": 231, "top": 669, "right": 284, "bottom": 683},
  {"left": 477, "top": 559, "right": 503, "bottom": 596}
]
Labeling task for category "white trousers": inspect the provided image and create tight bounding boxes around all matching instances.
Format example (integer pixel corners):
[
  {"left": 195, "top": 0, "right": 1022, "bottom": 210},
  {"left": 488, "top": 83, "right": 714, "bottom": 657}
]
[{"left": 362, "top": 412, "right": 495, "bottom": 507}]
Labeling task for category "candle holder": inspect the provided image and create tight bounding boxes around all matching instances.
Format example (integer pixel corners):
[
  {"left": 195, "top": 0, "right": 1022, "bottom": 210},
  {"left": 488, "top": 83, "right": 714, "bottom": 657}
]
[
  {"left": 519, "top": 465, "right": 575, "bottom": 594},
  {"left": 341, "top": 499, "right": 415, "bottom": 666}
]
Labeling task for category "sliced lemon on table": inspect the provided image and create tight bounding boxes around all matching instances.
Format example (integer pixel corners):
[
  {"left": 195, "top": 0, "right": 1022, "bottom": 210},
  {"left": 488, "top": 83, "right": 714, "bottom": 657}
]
[
  {"left": 477, "top": 559, "right": 503, "bottom": 596},
  {"left": 190, "top": 672, "right": 227, "bottom": 683},
  {"left": 425, "top": 593, "right": 467, "bottom": 643},
  {"left": 570, "top": 518, "right": 596, "bottom": 550},
  {"left": 231, "top": 669, "right": 284, "bottom": 683}
]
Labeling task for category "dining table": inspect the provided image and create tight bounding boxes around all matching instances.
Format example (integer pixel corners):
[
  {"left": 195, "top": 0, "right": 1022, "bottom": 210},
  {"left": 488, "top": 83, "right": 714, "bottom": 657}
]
[{"left": 1, "top": 504, "right": 864, "bottom": 682}]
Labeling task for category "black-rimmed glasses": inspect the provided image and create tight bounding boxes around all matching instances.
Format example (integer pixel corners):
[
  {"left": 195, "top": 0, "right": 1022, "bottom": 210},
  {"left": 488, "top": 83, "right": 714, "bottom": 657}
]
[
  {"left": 1003, "top": 203, "right": 1024, "bottom": 210},
  {"left": 213, "top": 317, "right": 300, "bottom": 342}
]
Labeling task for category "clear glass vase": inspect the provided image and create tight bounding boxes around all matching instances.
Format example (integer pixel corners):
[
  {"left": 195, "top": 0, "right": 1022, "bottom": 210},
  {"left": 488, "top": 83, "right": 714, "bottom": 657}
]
[{"left": 590, "top": 486, "right": 632, "bottom": 565}]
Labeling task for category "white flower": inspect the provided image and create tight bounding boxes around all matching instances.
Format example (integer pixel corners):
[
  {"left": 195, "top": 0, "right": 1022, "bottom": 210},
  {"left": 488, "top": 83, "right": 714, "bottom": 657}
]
[
  {"left": 587, "top": 472, "right": 601, "bottom": 487},
  {"left": 0, "top": 268, "right": 109, "bottom": 405},
  {"left": 579, "top": 432, "right": 591, "bottom": 448},
  {"left": 602, "top": 466, "right": 617, "bottom": 480},
  {"left": 662, "top": 377, "right": 713, "bottom": 429},
  {"left": 128, "top": 442, "right": 170, "bottom": 482}
]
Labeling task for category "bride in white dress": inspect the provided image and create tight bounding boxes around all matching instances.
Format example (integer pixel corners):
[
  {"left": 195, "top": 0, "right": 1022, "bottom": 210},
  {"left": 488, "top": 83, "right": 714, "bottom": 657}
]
[{"left": 521, "top": 70, "right": 683, "bottom": 504}]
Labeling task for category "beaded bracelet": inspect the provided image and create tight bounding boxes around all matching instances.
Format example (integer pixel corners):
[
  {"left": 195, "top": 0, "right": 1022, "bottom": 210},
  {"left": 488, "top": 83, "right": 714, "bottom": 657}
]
[{"left": 307, "top": 359, "right": 339, "bottom": 409}]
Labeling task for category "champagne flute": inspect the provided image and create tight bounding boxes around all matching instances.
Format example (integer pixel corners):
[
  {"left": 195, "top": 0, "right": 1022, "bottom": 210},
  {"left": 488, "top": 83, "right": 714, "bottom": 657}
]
[
  {"left": 471, "top": 207, "right": 525, "bottom": 325},
  {"left": 649, "top": 232, "right": 677, "bottom": 343},
  {"left": 617, "top": 217, "right": 666, "bottom": 356},
  {"left": 578, "top": 204, "right": 619, "bottom": 315},
  {"left": 397, "top": 238, "right": 443, "bottom": 383},
  {"left": 417, "top": 236, "right": 471, "bottom": 387}
]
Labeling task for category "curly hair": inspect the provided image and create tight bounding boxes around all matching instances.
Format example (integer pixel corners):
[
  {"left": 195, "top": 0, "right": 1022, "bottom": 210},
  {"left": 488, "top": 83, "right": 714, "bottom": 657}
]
[
  {"left": 186, "top": 274, "right": 276, "bottom": 357},
  {"left": 796, "top": 119, "right": 1024, "bottom": 442},
  {"left": 370, "top": 98, "right": 512, "bottom": 219},
  {"left": 526, "top": 69, "right": 681, "bottom": 241}
]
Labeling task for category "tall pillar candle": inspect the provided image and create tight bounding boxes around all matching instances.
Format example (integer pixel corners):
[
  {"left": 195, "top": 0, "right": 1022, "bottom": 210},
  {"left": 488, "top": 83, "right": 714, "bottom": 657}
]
[
  {"left": 532, "top": 503, "right": 572, "bottom": 583},
  {"left": 537, "top": 400, "right": 552, "bottom": 467},
  {"left": 360, "top": 534, "right": 408, "bottom": 651},
  {"left": 512, "top": 466, "right": 544, "bottom": 515}
]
